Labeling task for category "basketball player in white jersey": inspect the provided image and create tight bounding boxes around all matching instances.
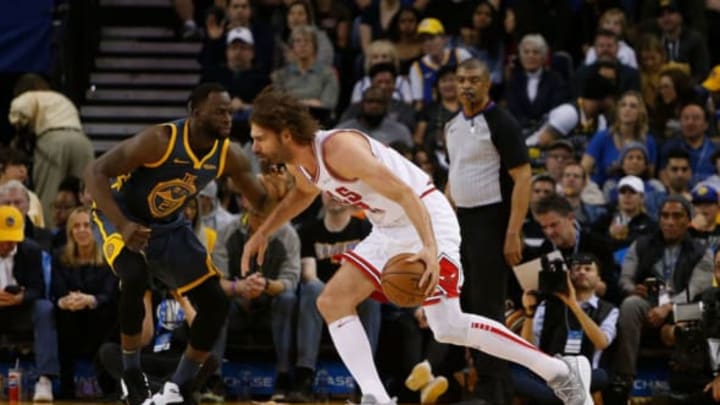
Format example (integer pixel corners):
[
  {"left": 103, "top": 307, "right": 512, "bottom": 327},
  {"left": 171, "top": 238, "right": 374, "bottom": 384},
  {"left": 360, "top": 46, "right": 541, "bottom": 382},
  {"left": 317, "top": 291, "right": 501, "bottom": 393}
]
[{"left": 241, "top": 87, "right": 593, "bottom": 405}]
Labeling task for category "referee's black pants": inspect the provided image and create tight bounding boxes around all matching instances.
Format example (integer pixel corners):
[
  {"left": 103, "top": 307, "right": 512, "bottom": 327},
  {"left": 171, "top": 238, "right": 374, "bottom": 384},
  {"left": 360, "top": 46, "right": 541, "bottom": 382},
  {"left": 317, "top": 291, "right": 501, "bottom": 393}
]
[{"left": 457, "top": 202, "right": 513, "bottom": 404}]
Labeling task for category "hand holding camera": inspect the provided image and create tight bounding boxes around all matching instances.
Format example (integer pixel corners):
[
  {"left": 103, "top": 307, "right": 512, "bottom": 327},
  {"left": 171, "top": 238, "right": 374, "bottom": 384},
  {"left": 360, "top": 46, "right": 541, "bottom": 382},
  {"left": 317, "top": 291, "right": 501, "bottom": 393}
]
[{"left": 538, "top": 255, "right": 569, "bottom": 296}]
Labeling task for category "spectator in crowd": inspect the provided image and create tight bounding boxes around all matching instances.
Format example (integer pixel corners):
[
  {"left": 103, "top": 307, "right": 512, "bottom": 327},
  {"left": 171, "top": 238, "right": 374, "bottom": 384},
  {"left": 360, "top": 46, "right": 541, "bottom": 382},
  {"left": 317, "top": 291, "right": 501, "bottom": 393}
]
[
  {"left": 560, "top": 163, "right": 606, "bottom": 229},
  {"left": 689, "top": 184, "right": 720, "bottom": 252},
  {"left": 341, "top": 63, "right": 416, "bottom": 133},
  {"left": 509, "top": 0, "right": 573, "bottom": 57},
  {"left": 51, "top": 207, "right": 118, "bottom": 398},
  {"left": 592, "top": 175, "right": 658, "bottom": 252},
  {"left": 518, "top": 253, "right": 618, "bottom": 403},
  {"left": 543, "top": 140, "right": 574, "bottom": 184},
  {"left": 652, "top": 0, "right": 710, "bottom": 82},
  {"left": 637, "top": 34, "right": 668, "bottom": 112},
  {"left": 200, "top": 27, "right": 271, "bottom": 143},
  {"left": 413, "top": 64, "right": 458, "bottom": 158},
  {"left": 358, "top": 0, "right": 401, "bottom": 54},
  {"left": 0, "top": 180, "right": 53, "bottom": 251},
  {"left": 661, "top": 102, "right": 717, "bottom": 186},
  {"left": 197, "top": 180, "right": 236, "bottom": 235},
  {"left": 530, "top": 74, "right": 614, "bottom": 151},
  {"left": 700, "top": 150, "right": 720, "bottom": 193},
  {"left": 199, "top": 0, "right": 275, "bottom": 73},
  {"left": 271, "top": 25, "right": 340, "bottom": 123},
  {"left": 8, "top": 74, "right": 94, "bottom": 227},
  {"left": 703, "top": 65, "right": 720, "bottom": 120},
  {"left": 581, "top": 91, "right": 657, "bottom": 187},
  {"left": 275, "top": 0, "right": 334, "bottom": 69},
  {"left": 289, "top": 192, "right": 377, "bottom": 402},
  {"left": 337, "top": 86, "right": 413, "bottom": 147},
  {"left": 663, "top": 148, "right": 694, "bottom": 200},
  {"left": 215, "top": 201, "right": 300, "bottom": 401},
  {"left": 312, "top": 0, "right": 352, "bottom": 53},
  {"left": 572, "top": 30, "right": 641, "bottom": 99},
  {"left": 386, "top": 6, "right": 423, "bottom": 75},
  {"left": 413, "top": 147, "right": 447, "bottom": 191},
  {"left": 584, "top": 8, "right": 637, "bottom": 69},
  {"left": 610, "top": 196, "right": 714, "bottom": 403},
  {"left": 602, "top": 142, "right": 667, "bottom": 219},
  {"left": 650, "top": 63, "right": 696, "bottom": 142},
  {"left": 457, "top": 0, "right": 505, "bottom": 86},
  {"left": 505, "top": 34, "right": 568, "bottom": 133},
  {"left": 524, "top": 174, "right": 557, "bottom": 249},
  {"left": 183, "top": 196, "right": 217, "bottom": 255},
  {"left": 0, "top": 148, "right": 44, "bottom": 228},
  {"left": 528, "top": 194, "right": 620, "bottom": 304},
  {"left": 0, "top": 205, "right": 58, "bottom": 402},
  {"left": 409, "top": 18, "right": 471, "bottom": 111},
  {"left": 350, "top": 40, "right": 412, "bottom": 105},
  {"left": 50, "top": 176, "right": 82, "bottom": 250}
]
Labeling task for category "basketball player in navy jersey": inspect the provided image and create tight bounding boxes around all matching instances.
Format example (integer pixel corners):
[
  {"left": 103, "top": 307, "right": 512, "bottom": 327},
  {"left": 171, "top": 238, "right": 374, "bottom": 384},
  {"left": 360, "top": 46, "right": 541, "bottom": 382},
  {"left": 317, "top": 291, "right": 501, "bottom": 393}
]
[
  {"left": 85, "top": 83, "right": 276, "bottom": 405},
  {"left": 242, "top": 87, "right": 593, "bottom": 405}
]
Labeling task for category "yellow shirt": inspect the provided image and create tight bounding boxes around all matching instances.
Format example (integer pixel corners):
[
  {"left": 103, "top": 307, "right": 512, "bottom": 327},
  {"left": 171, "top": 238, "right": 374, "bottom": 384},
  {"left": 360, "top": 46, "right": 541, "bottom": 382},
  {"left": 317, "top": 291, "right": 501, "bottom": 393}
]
[{"left": 8, "top": 91, "right": 82, "bottom": 136}]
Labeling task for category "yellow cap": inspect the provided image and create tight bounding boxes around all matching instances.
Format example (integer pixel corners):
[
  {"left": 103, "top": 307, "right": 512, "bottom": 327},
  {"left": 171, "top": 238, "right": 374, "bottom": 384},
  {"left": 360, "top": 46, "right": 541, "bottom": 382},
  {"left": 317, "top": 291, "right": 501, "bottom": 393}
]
[
  {"left": 417, "top": 18, "right": 445, "bottom": 36},
  {"left": 702, "top": 65, "right": 720, "bottom": 92},
  {"left": 0, "top": 206, "right": 24, "bottom": 242}
]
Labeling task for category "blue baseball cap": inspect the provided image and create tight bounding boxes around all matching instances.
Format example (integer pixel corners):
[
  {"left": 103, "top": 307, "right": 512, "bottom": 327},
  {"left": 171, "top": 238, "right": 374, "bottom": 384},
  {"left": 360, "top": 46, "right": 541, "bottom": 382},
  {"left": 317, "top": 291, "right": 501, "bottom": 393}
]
[{"left": 692, "top": 185, "right": 719, "bottom": 204}]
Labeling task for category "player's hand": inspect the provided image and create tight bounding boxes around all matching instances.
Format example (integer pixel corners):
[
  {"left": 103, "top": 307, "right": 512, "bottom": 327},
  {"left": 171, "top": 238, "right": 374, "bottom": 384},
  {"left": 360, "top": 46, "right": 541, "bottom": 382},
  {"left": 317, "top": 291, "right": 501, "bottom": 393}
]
[
  {"left": 119, "top": 221, "right": 151, "bottom": 252},
  {"left": 413, "top": 247, "right": 439, "bottom": 296},
  {"left": 503, "top": 232, "right": 522, "bottom": 266},
  {"left": 241, "top": 231, "right": 269, "bottom": 276}
]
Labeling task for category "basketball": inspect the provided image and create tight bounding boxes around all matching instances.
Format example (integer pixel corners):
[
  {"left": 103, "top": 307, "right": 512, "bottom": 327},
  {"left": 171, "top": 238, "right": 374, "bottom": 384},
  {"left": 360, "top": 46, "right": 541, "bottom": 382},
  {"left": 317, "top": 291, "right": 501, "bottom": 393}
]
[{"left": 381, "top": 253, "right": 427, "bottom": 307}]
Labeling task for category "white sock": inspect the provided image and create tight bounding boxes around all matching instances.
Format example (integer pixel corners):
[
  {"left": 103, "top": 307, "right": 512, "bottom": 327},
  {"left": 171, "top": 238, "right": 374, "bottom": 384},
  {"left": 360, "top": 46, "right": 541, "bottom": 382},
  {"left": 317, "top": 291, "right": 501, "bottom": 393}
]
[
  {"left": 328, "top": 315, "right": 391, "bottom": 403},
  {"left": 465, "top": 314, "right": 569, "bottom": 381}
]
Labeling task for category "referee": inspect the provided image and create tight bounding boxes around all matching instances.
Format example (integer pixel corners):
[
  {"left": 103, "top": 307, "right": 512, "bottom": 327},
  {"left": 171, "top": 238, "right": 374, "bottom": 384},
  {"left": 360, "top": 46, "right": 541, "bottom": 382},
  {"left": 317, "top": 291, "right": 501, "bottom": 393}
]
[{"left": 446, "top": 58, "right": 532, "bottom": 404}]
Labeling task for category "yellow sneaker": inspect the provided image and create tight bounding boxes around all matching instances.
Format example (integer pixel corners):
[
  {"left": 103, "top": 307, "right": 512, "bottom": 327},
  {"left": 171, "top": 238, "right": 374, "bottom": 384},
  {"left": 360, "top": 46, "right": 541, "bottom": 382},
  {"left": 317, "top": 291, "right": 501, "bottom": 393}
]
[
  {"left": 420, "top": 376, "right": 448, "bottom": 404},
  {"left": 405, "top": 360, "right": 433, "bottom": 392}
]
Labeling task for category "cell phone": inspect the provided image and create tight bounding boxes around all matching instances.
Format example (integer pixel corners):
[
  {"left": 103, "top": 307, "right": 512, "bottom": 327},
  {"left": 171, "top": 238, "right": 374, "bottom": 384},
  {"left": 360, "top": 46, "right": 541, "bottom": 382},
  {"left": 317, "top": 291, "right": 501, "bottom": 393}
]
[{"left": 4, "top": 285, "right": 21, "bottom": 294}]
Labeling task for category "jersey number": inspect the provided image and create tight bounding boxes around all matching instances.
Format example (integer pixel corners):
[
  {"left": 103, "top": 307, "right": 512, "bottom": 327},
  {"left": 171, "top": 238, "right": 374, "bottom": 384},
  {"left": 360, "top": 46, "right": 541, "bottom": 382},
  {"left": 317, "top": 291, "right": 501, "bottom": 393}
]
[{"left": 335, "top": 186, "right": 370, "bottom": 210}]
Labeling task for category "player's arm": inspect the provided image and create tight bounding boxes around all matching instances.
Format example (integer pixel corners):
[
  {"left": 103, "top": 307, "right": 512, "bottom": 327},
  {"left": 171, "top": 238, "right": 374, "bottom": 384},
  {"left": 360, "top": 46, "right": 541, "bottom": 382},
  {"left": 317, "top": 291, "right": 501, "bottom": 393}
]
[
  {"left": 84, "top": 125, "right": 170, "bottom": 229},
  {"left": 221, "top": 142, "right": 268, "bottom": 212},
  {"left": 254, "top": 165, "right": 320, "bottom": 237}
]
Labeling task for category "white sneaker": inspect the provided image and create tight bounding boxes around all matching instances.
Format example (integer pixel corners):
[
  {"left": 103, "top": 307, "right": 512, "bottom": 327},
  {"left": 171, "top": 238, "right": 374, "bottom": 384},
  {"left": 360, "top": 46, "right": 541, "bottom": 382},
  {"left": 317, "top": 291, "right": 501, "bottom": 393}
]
[
  {"left": 33, "top": 376, "right": 53, "bottom": 402},
  {"left": 405, "top": 360, "right": 433, "bottom": 391},
  {"left": 547, "top": 355, "right": 592, "bottom": 405},
  {"left": 142, "top": 382, "right": 184, "bottom": 405},
  {"left": 420, "top": 376, "right": 448, "bottom": 404}
]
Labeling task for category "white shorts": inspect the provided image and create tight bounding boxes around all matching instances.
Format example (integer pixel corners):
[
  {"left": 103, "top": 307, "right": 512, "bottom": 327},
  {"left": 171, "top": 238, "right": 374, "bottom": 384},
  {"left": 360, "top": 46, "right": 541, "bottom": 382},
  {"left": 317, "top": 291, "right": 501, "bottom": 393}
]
[{"left": 339, "top": 190, "right": 464, "bottom": 305}]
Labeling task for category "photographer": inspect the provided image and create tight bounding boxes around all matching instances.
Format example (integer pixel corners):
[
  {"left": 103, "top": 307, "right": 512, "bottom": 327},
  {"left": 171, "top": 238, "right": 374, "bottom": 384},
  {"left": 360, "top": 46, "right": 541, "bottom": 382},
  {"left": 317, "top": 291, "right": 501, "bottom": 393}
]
[
  {"left": 610, "top": 196, "right": 714, "bottom": 402},
  {"left": 517, "top": 253, "right": 618, "bottom": 404}
]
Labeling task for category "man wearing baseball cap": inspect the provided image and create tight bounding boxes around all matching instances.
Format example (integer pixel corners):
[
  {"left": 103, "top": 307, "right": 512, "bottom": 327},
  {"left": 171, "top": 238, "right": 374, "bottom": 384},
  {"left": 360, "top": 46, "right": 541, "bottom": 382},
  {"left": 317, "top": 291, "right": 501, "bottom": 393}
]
[
  {"left": 689, "top": 184, "right": 720, "bottom": 251},
  {"left": 408, "top": 18, "right": 471, "bottom": 110},
  {"left": 0, "top": 205, "right": 59, "bottom": 401}
]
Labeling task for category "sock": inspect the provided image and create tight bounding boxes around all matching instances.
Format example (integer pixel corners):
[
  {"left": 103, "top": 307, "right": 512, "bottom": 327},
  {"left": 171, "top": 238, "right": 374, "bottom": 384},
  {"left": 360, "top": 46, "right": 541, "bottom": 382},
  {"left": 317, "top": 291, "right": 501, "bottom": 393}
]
[
  {"left": 464, "top": 314, "right": 569, "bottom": 381},
  {"left": 171, "top": 355, "right": 202, "bottom": 387},
  {"left": 328, "top": 315, "right": 391, "bottom": 403},
  {"left": 122, "top": 349, "right": 141, "bottom": 370}
]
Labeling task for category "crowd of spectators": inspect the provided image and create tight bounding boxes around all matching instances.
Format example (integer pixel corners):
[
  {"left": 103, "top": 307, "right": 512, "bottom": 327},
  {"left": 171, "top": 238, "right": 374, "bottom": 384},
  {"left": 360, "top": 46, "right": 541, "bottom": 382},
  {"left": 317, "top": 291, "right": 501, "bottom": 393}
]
[{"left": 4, "top": 0, "right": 720, "bottom": 403}]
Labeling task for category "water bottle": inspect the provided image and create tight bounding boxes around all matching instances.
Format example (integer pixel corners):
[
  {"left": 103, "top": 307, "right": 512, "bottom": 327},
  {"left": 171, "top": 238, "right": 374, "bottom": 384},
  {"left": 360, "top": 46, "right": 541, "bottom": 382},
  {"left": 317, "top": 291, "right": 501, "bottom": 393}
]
[
  {"left": 239, "top": 370, "right": 252, "bottom": 401},
  {"left": 315, "top": 369, "right": 330, "bottom": 403}
]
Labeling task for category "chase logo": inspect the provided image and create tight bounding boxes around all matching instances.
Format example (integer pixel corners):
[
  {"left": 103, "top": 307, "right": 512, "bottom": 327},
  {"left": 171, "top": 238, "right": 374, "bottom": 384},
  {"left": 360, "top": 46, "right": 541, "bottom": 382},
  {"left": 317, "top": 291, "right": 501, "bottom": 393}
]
[{"left": 147, "top": 173, "right": 198, "bottom": 218}]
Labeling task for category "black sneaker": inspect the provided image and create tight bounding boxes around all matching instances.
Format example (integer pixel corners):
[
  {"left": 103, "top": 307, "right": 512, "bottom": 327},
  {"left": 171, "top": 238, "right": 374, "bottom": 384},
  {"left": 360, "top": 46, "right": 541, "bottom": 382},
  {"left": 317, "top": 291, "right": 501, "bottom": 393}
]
[
  {"left": 287, "top": 367, "right": 314, "bottom": 403},
  {"left": 120, "top": 368, "right": 151, "bottom": 405},
  {"left": 271, "top": 372, "right": 291, "bottom": 401}
]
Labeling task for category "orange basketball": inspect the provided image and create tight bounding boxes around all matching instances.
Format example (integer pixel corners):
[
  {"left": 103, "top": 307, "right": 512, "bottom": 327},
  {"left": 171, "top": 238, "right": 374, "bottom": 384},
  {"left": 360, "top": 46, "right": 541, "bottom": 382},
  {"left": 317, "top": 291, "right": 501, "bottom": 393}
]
[{"left": 381, "top": 253, "right": 427, "bottom": 307}]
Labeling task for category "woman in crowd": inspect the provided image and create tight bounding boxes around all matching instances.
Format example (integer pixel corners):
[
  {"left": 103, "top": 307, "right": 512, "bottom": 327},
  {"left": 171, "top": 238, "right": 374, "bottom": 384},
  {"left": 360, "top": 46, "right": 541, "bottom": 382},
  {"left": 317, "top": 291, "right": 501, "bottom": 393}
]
[
  {"left": 386, "top": 6, "right": 423, "bottom": 75},
  {"left": 350, "top": 40, "right": 412, "bottom": 104},
  {"left": 275, "top": 0, "right": 334, "bottom": 69}
]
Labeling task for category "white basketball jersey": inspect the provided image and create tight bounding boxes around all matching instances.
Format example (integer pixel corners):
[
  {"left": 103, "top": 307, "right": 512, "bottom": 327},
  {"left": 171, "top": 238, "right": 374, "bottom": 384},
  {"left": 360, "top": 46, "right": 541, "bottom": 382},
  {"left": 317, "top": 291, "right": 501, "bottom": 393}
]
[{"left": 297, "top": 129, "right": 436, "bottom": 227}]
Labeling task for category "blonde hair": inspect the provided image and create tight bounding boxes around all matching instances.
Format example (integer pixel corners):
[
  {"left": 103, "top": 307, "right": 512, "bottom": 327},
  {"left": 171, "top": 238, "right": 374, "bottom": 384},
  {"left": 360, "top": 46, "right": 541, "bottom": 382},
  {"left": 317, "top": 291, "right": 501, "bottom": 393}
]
[
  {"left": 599, "top": 8, "right": 627, "bottom": 37},
  {"left": 611, "top": 91, "right": 649, "bottom": 141},
  {"left": 364, "top": 40, "right": 399, "bottom": 72},
  {"left": 61, "top": 207, "right": 105, "bottom": 267}
]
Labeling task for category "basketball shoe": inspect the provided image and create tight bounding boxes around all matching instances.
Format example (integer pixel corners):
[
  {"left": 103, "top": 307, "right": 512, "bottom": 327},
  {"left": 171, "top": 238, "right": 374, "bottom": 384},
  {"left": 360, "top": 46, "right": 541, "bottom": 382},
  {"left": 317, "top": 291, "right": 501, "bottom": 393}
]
[
  {"left": 547, "top": 355, "right": 592, "bottom": 405},
  {"left": 121, "top": 368, "right": 151, "bottom": 405}
]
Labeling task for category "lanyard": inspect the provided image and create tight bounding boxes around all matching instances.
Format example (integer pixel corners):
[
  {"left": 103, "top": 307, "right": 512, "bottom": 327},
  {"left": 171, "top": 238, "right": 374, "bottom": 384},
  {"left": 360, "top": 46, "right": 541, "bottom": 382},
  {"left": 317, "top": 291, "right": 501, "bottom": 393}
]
[{"left": 662, "top": 246, "right": 679, "bottom": 283}]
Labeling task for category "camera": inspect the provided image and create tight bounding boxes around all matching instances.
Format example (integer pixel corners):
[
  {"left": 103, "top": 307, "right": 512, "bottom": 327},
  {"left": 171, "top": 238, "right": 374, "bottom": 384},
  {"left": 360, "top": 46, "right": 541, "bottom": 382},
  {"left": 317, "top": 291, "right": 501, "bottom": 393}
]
[
  {"left": 674, "top": 302, "right": 704, "bottom": 323},
  {"left": 538, "top": 255, "right": 568, "bottom": 295}
]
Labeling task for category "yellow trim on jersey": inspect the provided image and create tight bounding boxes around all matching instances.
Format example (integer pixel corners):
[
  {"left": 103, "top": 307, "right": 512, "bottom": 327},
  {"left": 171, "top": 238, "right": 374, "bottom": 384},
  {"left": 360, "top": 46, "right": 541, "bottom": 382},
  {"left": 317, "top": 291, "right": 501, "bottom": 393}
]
[
  {"left": 183, "top": 120, "right": 219, "bottom": 169},
  {"left": 175, "top": 254, "right": 220, "bottom": 294},
  {"left": 216, "top": 138, "right": 230, "bottom": 177},
  {"left": 145, "top": 123, "right": 178, "bottom": 168}
]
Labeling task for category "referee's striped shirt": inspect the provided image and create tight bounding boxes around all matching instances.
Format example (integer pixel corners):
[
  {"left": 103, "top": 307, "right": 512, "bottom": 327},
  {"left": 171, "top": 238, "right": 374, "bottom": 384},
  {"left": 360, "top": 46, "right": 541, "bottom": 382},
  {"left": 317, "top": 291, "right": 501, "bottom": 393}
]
[{"left": 446, "top": 102, "right": 529, "bottom": 208}]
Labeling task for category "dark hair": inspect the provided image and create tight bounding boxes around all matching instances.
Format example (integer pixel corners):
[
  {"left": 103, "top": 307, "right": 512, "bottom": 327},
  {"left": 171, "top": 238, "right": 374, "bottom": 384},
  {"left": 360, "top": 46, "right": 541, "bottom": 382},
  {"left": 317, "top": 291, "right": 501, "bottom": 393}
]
[
  {"left": 660, "top": 195, "right": 692, "bottom": 219},
  {"left": 188, "top": 82, "right": 227, "bottom": 111},
  {"left": 532, "top": 194, "right": 573, "bottom": 217},
  {"left": 679, "top": 101, "right": 711, "bottom": 123},
  {"left": 13, "top": 73, "right": 50, "bottom": 96},
  {"left": 595, "top": 28, "right": 619, "bottom": 42},
  {"left": 368, "top": 63, "right": 397, "bottom": 80},
  {"left": 250, "top": 86, "right": 319, "bottom": 145},
  {"left": 387, "top": 6, "right": 421, "bottom": 41},
  {"left": 666, "top": 147, "right": 690, "bottom": 163},
  {"left": 0, "top": 148, "right": 31, "bottom": 169},
  {"left": 435, "top": 64, "right": 457, "bottom": 82},
  {"left": 464, "top": 0, "right": 503, "bottom": 58},
  {"left": 57, "top": 176, "right": 82, "bottom": 205},
  {"left": 532, "top": 174, "right": 557, "bottom": 188}
]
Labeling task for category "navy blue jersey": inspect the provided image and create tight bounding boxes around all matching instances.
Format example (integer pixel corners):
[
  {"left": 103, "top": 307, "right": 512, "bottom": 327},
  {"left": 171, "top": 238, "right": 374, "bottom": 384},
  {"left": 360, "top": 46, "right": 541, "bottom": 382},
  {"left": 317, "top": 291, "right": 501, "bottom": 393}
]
[{"left": 111, "top": 118, "right": 230, "bottom": 224}]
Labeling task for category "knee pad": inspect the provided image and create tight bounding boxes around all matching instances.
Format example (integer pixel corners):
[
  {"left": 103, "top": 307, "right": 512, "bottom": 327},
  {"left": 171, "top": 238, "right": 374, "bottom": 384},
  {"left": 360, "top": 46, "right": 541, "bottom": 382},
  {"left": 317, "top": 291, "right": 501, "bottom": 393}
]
[
  {"left": 114, "top": 251, "right": 149, "bottom": 335},
  {"left": 186, "top": 277, "right": 229, "bottom": 351},
  {"left": 425, "top": 301, "right": 470, "bottom": 346}
]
